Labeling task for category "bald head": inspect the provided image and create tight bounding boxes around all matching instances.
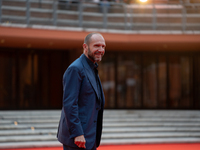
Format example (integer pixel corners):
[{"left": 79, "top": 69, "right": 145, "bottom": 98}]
[{"left": 84, "top": 33, "right": 103, "bottom": 46}]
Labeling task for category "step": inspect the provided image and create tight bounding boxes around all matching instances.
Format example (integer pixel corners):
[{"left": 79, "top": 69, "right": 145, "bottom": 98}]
[
  {"left": 103, "top": 127, "right": 200, "bottom": 133},
  {"left": 1, "top": 126, "right": 200, "bottom": 137},
  {"left": 101, "top": 132, "right": 200, "bottom": 139},
  {"left": 103, "top": 122, "right": 200, "bottom": 127},
  {"left": 1, "top": 110, "right": 200, "bottom": 117},
  {"left": 0, "top": 110, "right": 199, "bottom": 149},
  {"left": 1, "top": 118, "right": 200, "bottom": 125},
  {"left": 1, "top": 126, "right": 200, "bottom": 136},
  {"left": 1, "top": 132, "right": 200, "bottom": 143},
  {"left": 0, "top": 129, "right": 57, "bottom": 136},
  {"left": 0, "top": 135, "right": 56, "bottom": 143},
  {"left": 0, "top": 124, "right": 58, "bottom": 130},
  {"left": 1, "top": 122, "right": 199, "bottom": 131},
  {"left": 0, "top": 141, "right": 61, "bottom": 149}
]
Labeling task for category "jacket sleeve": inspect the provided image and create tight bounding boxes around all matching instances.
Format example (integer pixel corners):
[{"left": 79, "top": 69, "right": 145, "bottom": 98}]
[{"left": 62, "top": 66, "right": 84, "bottom": 138}]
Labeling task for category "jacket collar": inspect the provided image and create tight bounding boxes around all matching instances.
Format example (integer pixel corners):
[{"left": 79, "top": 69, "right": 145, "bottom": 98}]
[{"left": 80, "top": 54, "right": 100, "bottom": 99}]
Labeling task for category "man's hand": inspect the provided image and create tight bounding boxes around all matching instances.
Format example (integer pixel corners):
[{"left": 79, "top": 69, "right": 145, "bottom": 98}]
[{"left": 74, "top": 135, "right": 86, "bottom": 149}]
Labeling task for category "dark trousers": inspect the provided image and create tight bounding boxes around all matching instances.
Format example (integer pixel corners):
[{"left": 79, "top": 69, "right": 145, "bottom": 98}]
[{"left": 63, "top": 143, "right": 96, "bottom": 150}]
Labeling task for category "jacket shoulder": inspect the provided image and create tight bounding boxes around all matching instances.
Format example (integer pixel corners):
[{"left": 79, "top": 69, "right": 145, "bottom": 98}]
[
  {"left": 70, "top": 56, "right": 84, "bottom": 68},
  {"left": 63, "top": 56, "right": 84, "bottom": 77}
]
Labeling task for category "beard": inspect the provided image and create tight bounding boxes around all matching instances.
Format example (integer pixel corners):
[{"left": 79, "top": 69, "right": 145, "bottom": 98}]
[{"left": 88, "top": 47, "right": 103, "bottom": 63}]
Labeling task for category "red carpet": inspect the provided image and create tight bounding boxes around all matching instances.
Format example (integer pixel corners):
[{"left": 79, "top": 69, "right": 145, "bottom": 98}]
[{"left": 3, "top": 143, "right": 200, "bottom": 150}]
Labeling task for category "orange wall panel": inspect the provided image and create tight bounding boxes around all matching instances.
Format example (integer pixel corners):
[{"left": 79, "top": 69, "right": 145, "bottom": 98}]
[{"left": 0, "top": 26, "right": 200, "bottom": 51}]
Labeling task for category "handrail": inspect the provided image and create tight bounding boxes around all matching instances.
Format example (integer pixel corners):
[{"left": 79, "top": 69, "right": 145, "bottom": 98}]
[{"left": 0, "top": 0, "right": 200, "bottom": 31}]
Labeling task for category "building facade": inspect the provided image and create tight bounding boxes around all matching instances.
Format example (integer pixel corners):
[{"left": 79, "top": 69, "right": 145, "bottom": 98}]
[
  {"left": 0, "top": 0, "right": 200, "bottom": 110},
  {"left": 0, "top": 26, "right": 200, "bottom": 110}
]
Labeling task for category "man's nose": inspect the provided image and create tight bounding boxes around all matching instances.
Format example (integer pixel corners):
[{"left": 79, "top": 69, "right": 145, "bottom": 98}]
[{"left": 98, "top": 47, "right": 105, "bottom": 52}]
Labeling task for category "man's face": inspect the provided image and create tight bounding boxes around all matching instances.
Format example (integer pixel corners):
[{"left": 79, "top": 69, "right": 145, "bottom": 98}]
[{"left": 84, "top": 34, "right": 106, "bottom": 63}]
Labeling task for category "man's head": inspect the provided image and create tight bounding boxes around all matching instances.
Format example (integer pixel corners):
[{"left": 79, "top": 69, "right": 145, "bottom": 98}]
[{"left": 83, "top": 33, "right": 106, "bottom": 63}]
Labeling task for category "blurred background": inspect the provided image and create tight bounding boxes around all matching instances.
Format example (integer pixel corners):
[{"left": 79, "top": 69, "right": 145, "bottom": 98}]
[
  {"left": 0, "top": 0, "right": 200, "bottom": 149},
  {"left": 0, "top": 0, "right": 200, "bottom": 110}
]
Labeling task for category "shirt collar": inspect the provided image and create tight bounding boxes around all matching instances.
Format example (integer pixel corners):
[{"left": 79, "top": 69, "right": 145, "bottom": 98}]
[{"left": 83, "top": 54, "right": 98, "bottom": 70}]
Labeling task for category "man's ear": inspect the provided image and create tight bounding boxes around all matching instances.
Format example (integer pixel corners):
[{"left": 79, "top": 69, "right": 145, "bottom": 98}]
[{"left": 83, "top": 43, "right": 88, "bottom": 53}]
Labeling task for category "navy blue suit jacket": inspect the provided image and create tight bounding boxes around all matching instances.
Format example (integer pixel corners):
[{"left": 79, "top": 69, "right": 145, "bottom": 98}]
[{"left": 57, "top": 54, "right": 105, "bottom": 149}]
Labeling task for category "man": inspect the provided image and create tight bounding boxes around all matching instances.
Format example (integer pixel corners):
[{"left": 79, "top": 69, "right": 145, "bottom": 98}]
[{"left": 57, "top": 33, "right": 106, "bottom": 150}]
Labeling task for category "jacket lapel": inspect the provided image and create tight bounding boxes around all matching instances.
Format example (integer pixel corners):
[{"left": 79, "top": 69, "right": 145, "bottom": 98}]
[
  {"left": 97, "top": 73, "right": 105, "bottom": 105},
  {"left": 80, "top": 54, "right": 99, "bottom": 98}
]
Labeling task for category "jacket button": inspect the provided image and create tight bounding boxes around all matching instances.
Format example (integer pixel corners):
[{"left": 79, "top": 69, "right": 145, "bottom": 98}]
[{"left": 94, "top": 121, "right": 97, "bottom": 123}]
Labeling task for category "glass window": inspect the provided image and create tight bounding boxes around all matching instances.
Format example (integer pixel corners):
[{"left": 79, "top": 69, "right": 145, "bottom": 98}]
[
  {"left": 0, "top": 49, "right": 198, "bottom": 110},
  {"left": 169, "top": 55, "right": 181, "bottom": 108},
  {"left": 18, "top": 52, "right": 39, "bottom": 109},
  {"left": 158, "top": 55, "right": 167, "bottom": 108},
  {"left": 194, "top": 55, "right": 200, "bottom": 109},
  {"left": 143, "top": 55, "right": 157, "bottom": 108},
  {"left": 0, "top": 52, "right": 15, "bottom": 109},
  {"left": 168, "top": 55, "right": 193, "bottom": 109},
  {"left": 99, "top": 53, "right": 116, "bottom": 108},
  {"left": 116, "top": 53, "right": 142, "bottom": 109},
  {"left": 180, "top": 56, "right": 192, "bottom": 108},
  {"left": 117, "top": 55, "right": 127, "bottom": 108},
  {"left": 0, "top": 49, "right": 69, "bottom": 109}
]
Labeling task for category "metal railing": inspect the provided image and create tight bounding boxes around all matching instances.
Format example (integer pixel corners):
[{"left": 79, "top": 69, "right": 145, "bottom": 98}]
[{"left": 0, "top": 0, "right": 200, "bottom": 31}]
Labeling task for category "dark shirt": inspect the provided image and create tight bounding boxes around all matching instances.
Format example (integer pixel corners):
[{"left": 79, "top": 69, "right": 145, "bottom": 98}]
[
  {"left": 83, "top": 54, "right": 102, "bottom": 104},
  {"left": 83, "top": 54, "right": 97, "bottom": 74}
]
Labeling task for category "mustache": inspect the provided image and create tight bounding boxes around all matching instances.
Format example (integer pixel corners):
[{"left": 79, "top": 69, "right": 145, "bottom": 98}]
[{"left": 94, "top": 51, "right": 103, "bottom": 54}]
